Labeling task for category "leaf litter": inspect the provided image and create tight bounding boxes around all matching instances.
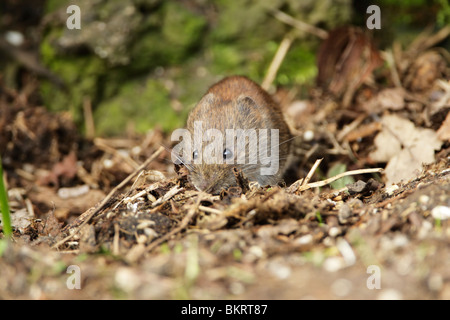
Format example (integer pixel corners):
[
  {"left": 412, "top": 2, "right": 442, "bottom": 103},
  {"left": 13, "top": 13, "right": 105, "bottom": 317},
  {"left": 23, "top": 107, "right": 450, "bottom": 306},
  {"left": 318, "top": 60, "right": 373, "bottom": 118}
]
[{"left": 0, "top": 26, "right": 449, "bottom": 300}]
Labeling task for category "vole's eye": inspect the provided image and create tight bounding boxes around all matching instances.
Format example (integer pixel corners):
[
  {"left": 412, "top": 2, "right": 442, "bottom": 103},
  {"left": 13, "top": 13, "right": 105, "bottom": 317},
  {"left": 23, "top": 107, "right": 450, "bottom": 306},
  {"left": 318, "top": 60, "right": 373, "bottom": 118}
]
[
  {"left": 223, "top": 148, "right": 233, "bottom": 160},
  {"left": 192, "top": 150, "right": 199, "bottom": 160}
]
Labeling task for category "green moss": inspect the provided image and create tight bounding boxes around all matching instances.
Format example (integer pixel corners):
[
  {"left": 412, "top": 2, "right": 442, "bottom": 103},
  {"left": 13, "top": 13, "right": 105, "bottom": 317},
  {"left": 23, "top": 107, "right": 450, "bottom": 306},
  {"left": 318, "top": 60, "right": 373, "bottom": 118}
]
[
  {"left": 130, "top": 2, "right": 206, "bottom": 68},
  {"left": 45, "top": 0, "right": 68, "bottom": 13},
  {"left": 40, "top": 44, "right": 106, "bottom": 124},
  {"left": 162, "top": 2, "right": 207, "bottom": 49},
  {"left": 38, "top": 0, "right": 352, "bottom": 136},
  {"left": 209, "top": 44, "right": 244, "bottom": 75},
  {"left": 276, "top": 43, "right": 317, "bottom": 86},
  {"left": 210, "top": 0, "right": 282, "bottom": 42},
  {"left": 95, "top": 79, "right": 185, "bottom": 136},
  {"left": 128, "top": 2, "right": 206, "bottom": 72}
]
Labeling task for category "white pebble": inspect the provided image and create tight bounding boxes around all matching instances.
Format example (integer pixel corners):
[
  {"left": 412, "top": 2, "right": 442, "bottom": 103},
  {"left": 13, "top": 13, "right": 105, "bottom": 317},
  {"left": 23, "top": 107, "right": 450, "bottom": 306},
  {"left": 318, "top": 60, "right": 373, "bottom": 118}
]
[
  {"left": 377, "top": 288, "right": 403, "bottom": 300},
  {"left": 248, "top": 245, "right": 264, "bottom": 258},
  {"left": 336, "top": 238, "right": 356, "bottom": 266},
  {"left": 115, "top": 267, "right": 141, "bottom": 292},
  {"left": 103, "top": 159, "right": 114, "bottom": 168},
  {"left": 295, "top": 234, "right": 313, "bottom": 245},
  {"left": 5, "top": 30, "right": 24, "bottom": 46},
  {"left": 431, "top": 206, "right": 450, "bottom": 220},
  {"left": 229, "top": 281, "right": 245, "bottom": 295},
  {"left": 328, "top": 227, "right": 341, "bottom": 237},
  {"left": 418, "top": 195, "right": 430, "bottom": 205},
  {"left": 331, "top": 278, "right": 353, "bottom": 297},
  {"left": 428, "top": 274, "right": 443, "bottom": 291},
  {"left": 58, "top": 185, "right": 89, "bottom": 199},
  {"left": 323, "top": 256, "right": 345, "bottom": 272},
  {"left": 268, "top": 261, "right": 291, "bottom": 280},
  {"left": 303, "top": 130, "right": 314, "bottom": 141},
  {"left": 385, "top": 184, "right": 399, "bottom": 196}
]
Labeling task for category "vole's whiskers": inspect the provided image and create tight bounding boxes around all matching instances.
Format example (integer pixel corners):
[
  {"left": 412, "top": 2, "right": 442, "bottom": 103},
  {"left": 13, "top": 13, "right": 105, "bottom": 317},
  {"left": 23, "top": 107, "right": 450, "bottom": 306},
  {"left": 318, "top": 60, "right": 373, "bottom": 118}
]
[{"left": 159, "top": 142, "right": 194, "bottom": 172}]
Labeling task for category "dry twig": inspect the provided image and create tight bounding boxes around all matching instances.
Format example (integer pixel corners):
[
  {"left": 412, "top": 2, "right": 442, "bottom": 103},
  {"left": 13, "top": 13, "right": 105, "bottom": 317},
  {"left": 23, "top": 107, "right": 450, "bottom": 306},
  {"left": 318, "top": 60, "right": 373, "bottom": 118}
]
[
  {"left": 53, "top": 146, "right": 165, "bottom": 249},
  {"left": 288, "top": 161, "right": 383, "bottom": 194},
  {"left": 262, "top": 33, "right": 295, "bottom": 91},
  {"left": 146, "top": 193, "right": 204, "bottom": 252},
  {"left": 271, "top": 9, "right": 328, "bottom": 40}
]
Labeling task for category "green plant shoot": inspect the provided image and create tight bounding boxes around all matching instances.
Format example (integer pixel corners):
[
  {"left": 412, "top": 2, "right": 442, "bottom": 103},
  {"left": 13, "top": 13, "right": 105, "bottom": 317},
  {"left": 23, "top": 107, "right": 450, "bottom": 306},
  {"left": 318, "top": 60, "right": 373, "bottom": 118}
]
[{"left": 0, "top": 154, "right": 12, "bottom": 237}]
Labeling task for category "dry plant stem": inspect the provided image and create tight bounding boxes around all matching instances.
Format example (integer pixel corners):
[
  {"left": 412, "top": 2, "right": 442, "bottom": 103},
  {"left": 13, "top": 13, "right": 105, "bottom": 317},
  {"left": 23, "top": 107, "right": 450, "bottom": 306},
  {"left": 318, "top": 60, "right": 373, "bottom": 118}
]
[
  {"left": 292, "top": 167, "right": 383, "bottom": 193},
  {"left": 25, "top": 198, "right": 34, "bottom": 217},
  {"left": 299, "top": 143, "right": 319, "bottom": 169},
  {"left": 111, "top": 170, "right": 146, "bottom": 211},
  {"left": 382, "top": 49, "right": 402, "bottom": 88},
  {"left": 337, "top": 114, "right": 366, "bottom": 141},
  {"left": 262, "top": 34, "right": 295, "bottom": 91},
  {"left": 301, "top": 158, "right": 323, "bottom": 187},
  {"left": 52, "top": 146, "right": 165, "bottom": 249},
  {"left": 94, "top": 138, "right": 140, "bottom": 169},
  {"left": 151, "top": 185, "right": 184, "bottom": 208},
  {"left": 272, "top": 9, "right": 328, "bottom": 40},
  {"left": 326, "top": 131, "right": 349, "bottom": 155},
  {"left": 124, "top": 181, "right": 160, "bottom": 204},
  {"left": 408, "top": 25, "right": 450, "bottom": 53},
  {"left": 83, "top": 96, "right": 95, "bottom": 139},
  {"left": 198, "top": 205, "right": 223, "bottom": 215},
  {"left": 146, "top": 194, "right": 204, "bottom": 252},
  {"left": 113, "top": 223, "right": 120, "bottom": 255}
]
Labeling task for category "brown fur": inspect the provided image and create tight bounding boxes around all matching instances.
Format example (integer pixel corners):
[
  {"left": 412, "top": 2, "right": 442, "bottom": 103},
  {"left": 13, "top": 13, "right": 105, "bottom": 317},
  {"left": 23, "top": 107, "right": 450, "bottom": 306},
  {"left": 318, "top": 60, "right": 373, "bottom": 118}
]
[{"left": 185, "top": 76, "right": 292, "bottom": 194}]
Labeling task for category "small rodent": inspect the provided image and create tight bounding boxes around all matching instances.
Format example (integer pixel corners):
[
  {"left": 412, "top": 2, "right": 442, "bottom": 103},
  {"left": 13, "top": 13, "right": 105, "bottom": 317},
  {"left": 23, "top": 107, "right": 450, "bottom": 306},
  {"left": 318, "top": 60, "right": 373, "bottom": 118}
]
[{"left": 184, "top": 76, "right": 292, "bottom": 194}]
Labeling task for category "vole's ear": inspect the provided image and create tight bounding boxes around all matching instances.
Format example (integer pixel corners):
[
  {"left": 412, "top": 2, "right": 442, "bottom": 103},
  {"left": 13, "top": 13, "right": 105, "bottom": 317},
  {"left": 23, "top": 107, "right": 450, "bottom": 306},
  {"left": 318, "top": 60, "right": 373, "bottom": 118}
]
[
  {"left": 236, "top": 95, "right": 258, "bottom": 116},
  {"left": 197, "top": 93, "right": 216, "bottom": 109},
  {"left": 187, "top": 93, "right": 216, "bottom": 128}
]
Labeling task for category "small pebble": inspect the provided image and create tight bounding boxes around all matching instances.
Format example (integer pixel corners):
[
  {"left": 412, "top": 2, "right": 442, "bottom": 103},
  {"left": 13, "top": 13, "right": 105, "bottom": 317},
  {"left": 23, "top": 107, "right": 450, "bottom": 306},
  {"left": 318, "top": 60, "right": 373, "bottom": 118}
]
[
  {"left": 229, "top": 281, "right": 245, "bottom": 295},
  {"left": 323, "top": 256, "right": 345, "bottom": 272},
  {"left": 303, "top": 130, "right": 314, "bottom": 141},
  {"left": 328, "top": 227, "right": 341, "bottom": 238},
  {"left": 338, "top": 204, "right": 352, "bottom": 224},
  {"left": 418, "top": 195, "right": 430, "bottom": 204},
  {"left": 295, "top": 234, "right": 313, "bottom": 246},
  {"left": 431, "top": 206, "right": 450, "bottom": 220},
  {"left": 115, "top": 267, "right": 141, "bottom": 292},
  {"left": 268, "top": 261, "right": 291, "bottom": 280},
  {"left": 385, "top": 184, "right": 399, "bottom": 196},
  {"left": 5, "top": 30, "right": 24, "bottom": 46},
  {"left": 377, "top": 288, "right": 403, "bottom": 300},
  {"left": 331, "top": 278, "right": 353, "bottom": 297},
  {"left": 336, "top": 238, "right": 356, "bottom": 266},
  {"left": 428, "top": 274, "right": 443, "bottom": 291}
]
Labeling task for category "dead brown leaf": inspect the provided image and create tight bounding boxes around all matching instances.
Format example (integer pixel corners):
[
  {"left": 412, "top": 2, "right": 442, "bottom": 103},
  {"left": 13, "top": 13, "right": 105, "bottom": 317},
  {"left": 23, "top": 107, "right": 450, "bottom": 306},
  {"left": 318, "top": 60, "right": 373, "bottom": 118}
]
[
  {"left": 369, "top": 114, "right": 443, "bottom": 185},
  {"left": 317, "top": 26, "right": 383, "bottom": 107},
  {"left": 363, "top": 87, "right": 406, "bottom": 112},
  {"left": 437, "top": 111, "right": 450, "bottom": 141}
]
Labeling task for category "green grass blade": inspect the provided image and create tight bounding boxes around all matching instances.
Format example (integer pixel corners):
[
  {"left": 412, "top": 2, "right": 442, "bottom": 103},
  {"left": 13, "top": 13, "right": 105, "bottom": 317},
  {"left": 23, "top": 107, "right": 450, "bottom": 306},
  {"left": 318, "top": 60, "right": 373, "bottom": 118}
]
[{"left": 0, "top": 154, "right": 12, "bottom": 237}]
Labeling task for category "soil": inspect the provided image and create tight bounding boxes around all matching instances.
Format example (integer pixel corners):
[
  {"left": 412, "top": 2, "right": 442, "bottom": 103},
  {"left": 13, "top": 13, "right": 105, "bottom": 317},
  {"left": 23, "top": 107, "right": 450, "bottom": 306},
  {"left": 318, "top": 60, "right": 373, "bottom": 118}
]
[{"left": 0, "top": 26, "right": 449, "bottom": 300}]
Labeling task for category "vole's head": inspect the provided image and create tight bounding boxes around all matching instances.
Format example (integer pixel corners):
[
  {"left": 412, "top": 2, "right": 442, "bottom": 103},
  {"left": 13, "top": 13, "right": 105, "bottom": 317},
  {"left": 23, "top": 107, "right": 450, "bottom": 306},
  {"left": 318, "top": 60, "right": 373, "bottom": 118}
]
[
  {"left": 171, "top": 76, "right": 292, "bottom": 194},
  {"left": 181, "top": 93, "right": 269, "bottom": 194}
]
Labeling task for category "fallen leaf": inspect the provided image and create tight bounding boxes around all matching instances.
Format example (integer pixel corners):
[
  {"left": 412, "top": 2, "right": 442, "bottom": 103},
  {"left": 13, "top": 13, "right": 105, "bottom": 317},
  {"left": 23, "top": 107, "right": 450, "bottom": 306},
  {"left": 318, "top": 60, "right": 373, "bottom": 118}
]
[
  {"left": 369, "top": 115, "right": 442, "bottom": 185},
  {"left": 38, "top": 151, "right": 78, "bottom": 186},
  {"left": 403, "top": 51, "right": 447, "bottom": 92},
  {"left": 363, "top": 87, "right": 406, "bottom": 112},
  {"left": 316, "top": 26, "right": 383, "bottom": 107},
  {"left": 437, "top": 111, "right": 450, "bottom": 141},
  {"left": 10, "top": 208, "right": 32, "bottom": 231}
]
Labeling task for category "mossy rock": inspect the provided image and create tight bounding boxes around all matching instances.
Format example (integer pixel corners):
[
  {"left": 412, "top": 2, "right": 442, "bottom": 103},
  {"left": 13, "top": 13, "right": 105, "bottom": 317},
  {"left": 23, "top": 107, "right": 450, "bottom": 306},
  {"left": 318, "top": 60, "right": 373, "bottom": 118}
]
[
  {"left": 38, "top": 0, "right": 353, "bottom": 136},
  {"left": 129, "top": 1, "right": 207, "bottom": 71},
  {"left": 95, "top": 79, "right": 185, "bottom": 136}
]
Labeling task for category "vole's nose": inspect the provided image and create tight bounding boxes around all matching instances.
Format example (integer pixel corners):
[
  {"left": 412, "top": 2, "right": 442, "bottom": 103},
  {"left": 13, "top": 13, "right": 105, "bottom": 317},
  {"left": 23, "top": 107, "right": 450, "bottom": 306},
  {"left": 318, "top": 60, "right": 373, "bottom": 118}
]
[
  {"left": 196, "top": 180, "right": 209, "bottom": 191},
  {"left": 193, "top": 176, "right": 213, "bottom": 192}
]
